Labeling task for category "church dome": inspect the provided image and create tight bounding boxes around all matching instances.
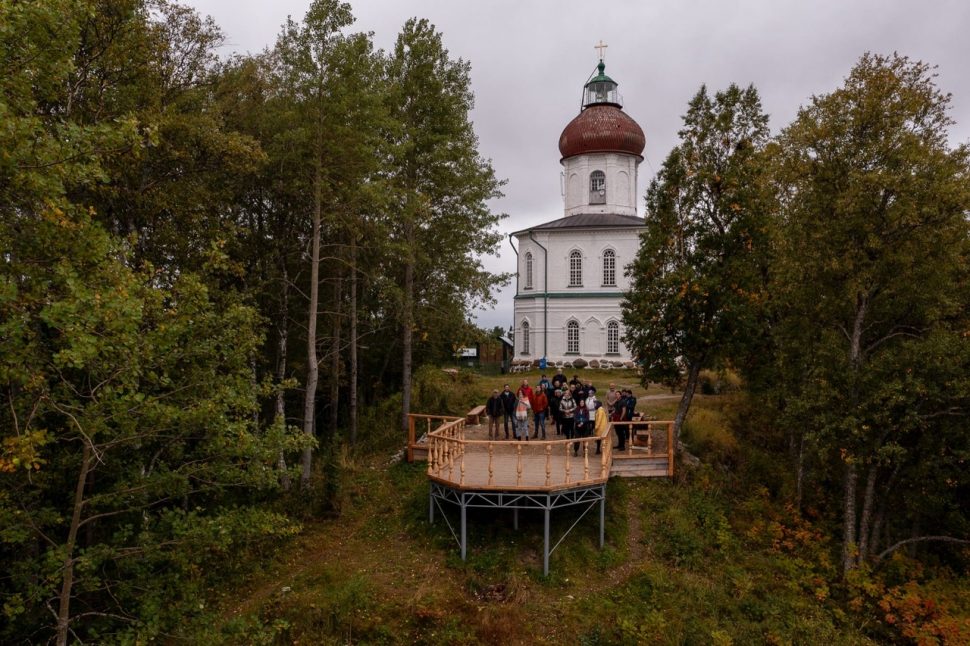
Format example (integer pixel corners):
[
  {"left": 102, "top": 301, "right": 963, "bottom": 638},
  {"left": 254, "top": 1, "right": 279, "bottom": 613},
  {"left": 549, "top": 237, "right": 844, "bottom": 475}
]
[
  {"left": 558, "top": 105, "right": 645, "bottom": 160},
  {"left": 558, "top": 60, "right": 645, "bottom": 161}
]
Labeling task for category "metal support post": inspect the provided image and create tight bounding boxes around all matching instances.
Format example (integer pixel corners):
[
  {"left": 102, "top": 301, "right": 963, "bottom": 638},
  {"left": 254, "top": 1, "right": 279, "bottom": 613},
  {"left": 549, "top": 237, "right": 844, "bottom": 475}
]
[
  {"left": 513, "top": 507, "right": 519, "bottom": 530},
  {"left": 599, "top": 488, "right": 605, "bottom": 548},
  {"left": 543, "top": 506, "right": 550, "bottom": 576},
  {"left": 429, "top": 485, "right": 434, "bottom": 524},
  {"left": 460, "top": 496, "right": 467, "bottom": 561}
]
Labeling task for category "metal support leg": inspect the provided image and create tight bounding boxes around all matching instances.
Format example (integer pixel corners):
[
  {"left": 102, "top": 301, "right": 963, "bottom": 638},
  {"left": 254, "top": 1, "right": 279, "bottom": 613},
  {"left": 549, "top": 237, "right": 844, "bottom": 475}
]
[
  {"left": 543, "top": 506, "right": 550, "bottom": 576},
  {"left": 460, "top": 497, "right": 467, "bottom": 561},
  {"left": 429, "top": 486, "right": 435, "bottom": 524},
  {"left": 599, "top": 489, "right": 605, "bottom": 548},
  {"left": 513, "top": 507, "right": 519, "bottom": 530}
]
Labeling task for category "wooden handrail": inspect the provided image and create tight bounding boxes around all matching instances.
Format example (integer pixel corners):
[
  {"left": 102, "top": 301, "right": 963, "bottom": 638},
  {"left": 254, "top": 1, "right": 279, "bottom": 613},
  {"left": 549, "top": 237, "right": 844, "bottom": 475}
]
[{"left": 420, "top": 414, "right": 675, "bottom": 489}]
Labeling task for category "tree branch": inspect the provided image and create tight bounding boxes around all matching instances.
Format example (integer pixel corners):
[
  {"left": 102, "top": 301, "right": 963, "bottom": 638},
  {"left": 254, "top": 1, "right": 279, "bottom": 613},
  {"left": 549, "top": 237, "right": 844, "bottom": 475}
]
[{"left": 874, "top": 535, "right": 970, "bottom": 563}]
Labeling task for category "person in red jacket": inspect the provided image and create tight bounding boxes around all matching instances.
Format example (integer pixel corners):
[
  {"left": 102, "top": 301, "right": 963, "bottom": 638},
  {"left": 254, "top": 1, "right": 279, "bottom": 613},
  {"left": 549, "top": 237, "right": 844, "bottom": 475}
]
[{"left": 531, "top": 387, "right": 549, "bottom": 439}]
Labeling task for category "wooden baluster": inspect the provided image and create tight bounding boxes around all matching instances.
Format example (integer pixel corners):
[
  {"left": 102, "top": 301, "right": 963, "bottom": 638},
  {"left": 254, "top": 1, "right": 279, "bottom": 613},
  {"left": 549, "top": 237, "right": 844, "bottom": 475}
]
[
  {"left": 601, "top": 431, "right": 608, "bottom": 477},
  {"left": 427, "top": 436, "right": 434, "bottom": 476},
  {"left": 565, "top": 442, "right": 571, "bottom": 483},
  {"left": 545, "top": 444, "right": 551, "bottom": 486},
  {"left": 460, "top": 445, "right": 465, "bottom": 486},
  {"left": 667, "top": 421, "right": 675, "bottom": 478},
  {"left": 647, "top": 423, "right": 653, "bottom": 454},
  {"left": 627, "top": 423, "right": 633, "bottom": 456},
  {"left": 488, "top": 442, "right": 494, "bottom": 485},
  {"left": 516, "top": 443, "right": 523, "bottom": 486},
  {"left": 583, "top": 439, "right": 590, "bottom": 481},
  {"left": 448, "top": 440, "right": 454, "bottom": 481}
]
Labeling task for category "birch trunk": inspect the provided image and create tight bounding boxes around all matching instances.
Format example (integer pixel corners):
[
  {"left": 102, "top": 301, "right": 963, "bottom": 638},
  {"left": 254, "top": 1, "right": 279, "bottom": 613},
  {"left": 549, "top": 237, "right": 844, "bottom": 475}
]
[
  {"left": 276, "top": 265, "right": 291, "bottom": 491},
  {"left": 858, "top": 464, "right": 878, "bottom": 563},
  {"left": 301, "top": 156, "right": 323, "bottom": 489},
  {"left": 328, "top": 276, "right": 341, "bottom": 441},
  {"left": 349, "top": 236, "right": 358, "bottom": 446},
  {"left": 672, "top": 360, "right": 702, "bottom": 448},
  {"left": 842, "top": 461, "right": 858, "bottom": 573},
  {"left": 400, "top": 222, "right": 414, "bottom": 436}
]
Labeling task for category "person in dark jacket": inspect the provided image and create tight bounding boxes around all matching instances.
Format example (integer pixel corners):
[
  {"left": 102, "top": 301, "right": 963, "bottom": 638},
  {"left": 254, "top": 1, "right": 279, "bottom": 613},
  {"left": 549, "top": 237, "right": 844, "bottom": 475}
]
[
  {"left": 486, "top": 389, "right": 504, "bottom": 440},
  {"left": 499, "top": 384, "right": 516, "bottom": 439},
  {"left": 549, "top": 388, "right": 563, "bottom": 435},
  {"left": 614, "top": 390, "right": 629, "bottom": 450}
]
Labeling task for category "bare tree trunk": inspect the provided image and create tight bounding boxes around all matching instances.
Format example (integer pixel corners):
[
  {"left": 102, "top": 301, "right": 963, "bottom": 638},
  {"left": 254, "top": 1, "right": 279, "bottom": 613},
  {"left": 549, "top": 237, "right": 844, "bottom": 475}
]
[
  {"left": 349, "top": 236, "right": 358, "bottom": 446},
  {"left": 672, "top": 360, "right": 702, "bottom": 447},
  {"left": 301, "top": 158, "right": 323, "bottom": 489},
  {"left": 870, "top": 462, "right": 901, "bottom": 558},
  {"left": 795, "top": 432, "right": 805, "bottom": 511},
  {"left": 275, "top": 266, "right": 291, "bottom": 491},
  {"left": 842, "top": 293, "right": 867, "bottom": 574},
  {"left": 842, "top": 461, "right": 858, "bottom": 574},
  {"left": 56, "top": 442, "right": 92, "bottom": 646},
  {"left": 400, "top": 223, "right": 415, "bottom": 436},
  {"left": 858, "top": 464, "right": 878, "bottom": 563},
  {"left": 328, "top": 276, "right": 342, "bottom": 441}
]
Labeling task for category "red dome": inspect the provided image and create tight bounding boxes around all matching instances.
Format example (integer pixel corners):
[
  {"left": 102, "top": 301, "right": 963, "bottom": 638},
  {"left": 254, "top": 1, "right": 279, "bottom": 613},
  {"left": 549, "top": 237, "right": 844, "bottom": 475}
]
[{"left": 558, "top": 104, "right": 645, "bottom": 160}]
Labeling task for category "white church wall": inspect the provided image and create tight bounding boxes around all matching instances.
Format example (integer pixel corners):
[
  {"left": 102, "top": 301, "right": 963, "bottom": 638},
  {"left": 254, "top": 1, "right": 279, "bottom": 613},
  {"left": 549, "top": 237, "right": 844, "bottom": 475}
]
[
  {"left": 516, "top": 229, "right": 641, "bottom": 295},
  {"left": 513, "top": 294, "right": 633, "bottom": 365},
  {"left": 561, "top": 153, "right": 639, "bottom": 217}
]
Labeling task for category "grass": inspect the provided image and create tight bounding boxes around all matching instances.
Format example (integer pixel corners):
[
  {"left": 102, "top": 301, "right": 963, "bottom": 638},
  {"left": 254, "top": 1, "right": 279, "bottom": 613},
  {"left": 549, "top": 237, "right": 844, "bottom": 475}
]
[{"left": 185, "top": 368, "right": 965, "bottom": 644}]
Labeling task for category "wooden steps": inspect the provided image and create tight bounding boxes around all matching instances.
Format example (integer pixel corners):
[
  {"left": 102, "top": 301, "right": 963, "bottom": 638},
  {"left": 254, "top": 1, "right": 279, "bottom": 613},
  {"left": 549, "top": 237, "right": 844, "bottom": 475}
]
[{"left": 610, "top": 454, "right": 670, "bottom": 478}]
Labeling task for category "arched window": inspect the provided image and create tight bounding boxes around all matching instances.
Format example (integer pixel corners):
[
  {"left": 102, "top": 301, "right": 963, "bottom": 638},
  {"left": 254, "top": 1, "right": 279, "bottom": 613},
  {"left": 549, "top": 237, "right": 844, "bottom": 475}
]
[
  {"left": 569, "top": 250, "right": 583, "bottom": 287},
  {"left": 521, "top": 321, "right": 530, "bottom": 355},
  {"left": 589, "top": 171, "right": 606, "bottom": 204},
  {"left": 567, "top": 320, "right": 580, "bottom": 354},
  {"left": 602, "top": 249, "right": 616, "bottom": 286},
  {"left": 525, "top": 252, "right": 533, "bottom": 289},
  {"left": 607, "top": 321, "right": 619, "bottom": 354}
]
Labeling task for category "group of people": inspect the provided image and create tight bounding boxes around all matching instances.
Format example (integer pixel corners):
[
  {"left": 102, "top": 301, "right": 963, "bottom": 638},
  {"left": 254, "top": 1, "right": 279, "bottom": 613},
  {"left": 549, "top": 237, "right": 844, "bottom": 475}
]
[{"left": 484, "top": 374, "right": 639, "bottom": 453}]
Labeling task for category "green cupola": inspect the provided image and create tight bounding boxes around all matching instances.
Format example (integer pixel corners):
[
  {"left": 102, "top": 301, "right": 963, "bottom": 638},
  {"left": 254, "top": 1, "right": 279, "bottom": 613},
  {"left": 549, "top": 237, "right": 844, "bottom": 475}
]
[{"left": 583, "top": 60, "right": 621, "bottom": 108}]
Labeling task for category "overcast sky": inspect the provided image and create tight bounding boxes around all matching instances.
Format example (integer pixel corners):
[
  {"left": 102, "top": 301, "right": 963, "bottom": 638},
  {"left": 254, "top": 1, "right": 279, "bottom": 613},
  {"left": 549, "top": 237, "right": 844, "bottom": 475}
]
[{"left": 186, "top": 0, "right": 970, "bottom": 330}]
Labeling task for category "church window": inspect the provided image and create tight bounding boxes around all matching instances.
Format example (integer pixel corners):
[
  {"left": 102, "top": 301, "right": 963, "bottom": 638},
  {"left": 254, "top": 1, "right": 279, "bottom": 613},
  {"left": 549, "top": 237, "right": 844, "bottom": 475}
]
[
  {"left": 607, "top": 321, "right": 619, "bottom": 354},
  {"left": 589, "top": 171, "right": 606, "bottom": 204},
  {"left": 603, "top": 249, "right": 616, "bottom": 286},
  {"left": 567, "top": 320, "right": 580, "bottom": 354},
  {"left": 569, "top": 250, "right": 583, "bottom": 287},
  {"left": 521, "top": 321, "right": 530, "bottom": 354},
  {"left": 525, "top": 252, "right": 533, "bottom": 289}
]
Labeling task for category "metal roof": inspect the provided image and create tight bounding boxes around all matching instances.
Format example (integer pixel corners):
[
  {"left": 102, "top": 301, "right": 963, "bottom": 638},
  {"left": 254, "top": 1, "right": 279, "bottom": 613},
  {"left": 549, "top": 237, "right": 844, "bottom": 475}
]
[{"left": 513, "top": 213, "right": 645, "bottom": 236}]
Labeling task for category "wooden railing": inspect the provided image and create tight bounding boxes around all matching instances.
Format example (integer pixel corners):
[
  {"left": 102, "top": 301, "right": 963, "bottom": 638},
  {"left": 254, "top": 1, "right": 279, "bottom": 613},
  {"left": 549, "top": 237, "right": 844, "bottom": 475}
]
[
  {"left": 611, "top": 420, "right": 675, "bottom": 476},
  {"left": 423, "top": 414, "right": 613, "bottom": 490},
  {"left": 407, "top": 413, "right": 462, "bottom": 462}
]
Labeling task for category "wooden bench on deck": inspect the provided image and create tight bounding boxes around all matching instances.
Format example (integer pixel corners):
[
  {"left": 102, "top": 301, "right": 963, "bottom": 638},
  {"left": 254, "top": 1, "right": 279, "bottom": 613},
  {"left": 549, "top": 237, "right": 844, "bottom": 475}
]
[{"left": 465, "top": 405, "right": 486, "bottom": 426}]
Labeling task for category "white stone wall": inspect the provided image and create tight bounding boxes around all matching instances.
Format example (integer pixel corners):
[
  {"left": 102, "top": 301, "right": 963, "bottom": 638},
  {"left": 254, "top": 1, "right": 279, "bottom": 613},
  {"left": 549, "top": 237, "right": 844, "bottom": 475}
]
[
  {"left": 513, "top": 226, "right": 643, "bottom": 365},
  {"left": 561, "top": 152, "right": 640, "bottom": 217},
  {"left": 517, "top": 228, "right": 641, "bottom": 295}
]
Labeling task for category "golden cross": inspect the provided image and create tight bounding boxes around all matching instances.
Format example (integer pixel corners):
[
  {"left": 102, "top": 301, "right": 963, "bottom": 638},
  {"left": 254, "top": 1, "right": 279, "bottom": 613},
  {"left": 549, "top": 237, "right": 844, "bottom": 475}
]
[{"left": 594, "top": 40, "right": 608, "bottom": 60}]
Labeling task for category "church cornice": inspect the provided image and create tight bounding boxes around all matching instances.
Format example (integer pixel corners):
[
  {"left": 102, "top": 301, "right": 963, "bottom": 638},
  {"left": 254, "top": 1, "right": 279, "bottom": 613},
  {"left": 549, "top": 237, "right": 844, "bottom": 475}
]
[{"left": 514, "top": 291, "right": 625, "bottom": 301}]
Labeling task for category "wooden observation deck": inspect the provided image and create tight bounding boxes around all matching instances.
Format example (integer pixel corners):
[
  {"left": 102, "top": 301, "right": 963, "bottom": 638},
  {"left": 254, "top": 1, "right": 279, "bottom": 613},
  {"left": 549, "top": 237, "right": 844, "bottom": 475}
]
[
  {"left": 406, "top": 413, "right": 675, "bottom": 575},
  {"left": 407, "top": 413, "right": 675, "bottom": 484}
]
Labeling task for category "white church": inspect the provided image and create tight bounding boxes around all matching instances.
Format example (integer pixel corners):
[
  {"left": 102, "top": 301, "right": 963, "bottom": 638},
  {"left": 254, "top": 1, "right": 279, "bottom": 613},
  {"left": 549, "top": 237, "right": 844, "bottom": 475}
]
[{"left": 511, "top": 58, "right": 645, "bottom": 369}]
